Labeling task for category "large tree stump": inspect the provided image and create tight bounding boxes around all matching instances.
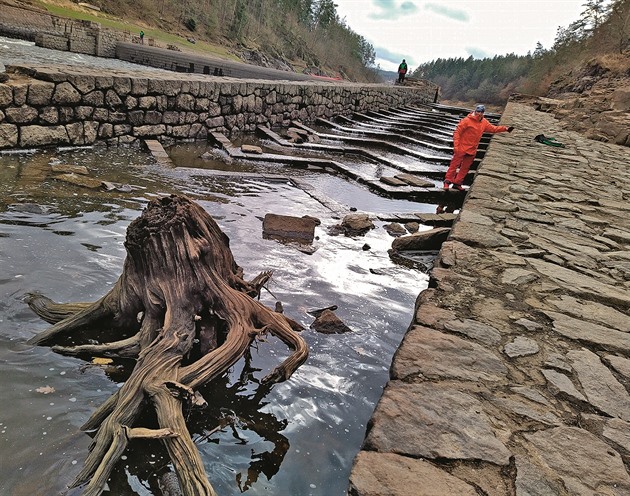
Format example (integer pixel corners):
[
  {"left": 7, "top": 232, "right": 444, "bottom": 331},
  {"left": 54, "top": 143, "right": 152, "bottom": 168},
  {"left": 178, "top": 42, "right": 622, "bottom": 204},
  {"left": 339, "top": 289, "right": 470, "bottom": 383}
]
[{"left": 25, "top": 195, "right": 308, "bottom": 496}]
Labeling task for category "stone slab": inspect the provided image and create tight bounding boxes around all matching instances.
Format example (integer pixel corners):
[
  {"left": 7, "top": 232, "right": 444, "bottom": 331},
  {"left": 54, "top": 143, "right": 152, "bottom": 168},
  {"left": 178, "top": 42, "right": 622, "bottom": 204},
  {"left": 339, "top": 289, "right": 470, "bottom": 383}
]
[
  {"left": 522, "top": 427, "right": 630, "bottom": 495},
  {"left": 364, "top": 381, "right": 512, "bottom": 465},
  {"left": 350, "top": 451, "right": 478, "bottom": 496},
  {"left": 392, "top": 326, "right": 507, "bottom": 382}
]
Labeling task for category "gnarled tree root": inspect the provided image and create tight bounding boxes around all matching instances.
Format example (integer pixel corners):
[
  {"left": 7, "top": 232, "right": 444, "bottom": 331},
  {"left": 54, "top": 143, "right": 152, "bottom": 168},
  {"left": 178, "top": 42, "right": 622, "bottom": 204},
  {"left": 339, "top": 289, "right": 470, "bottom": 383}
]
[{"left": 26, "top": 195, "right": 308, "bottom": 495}]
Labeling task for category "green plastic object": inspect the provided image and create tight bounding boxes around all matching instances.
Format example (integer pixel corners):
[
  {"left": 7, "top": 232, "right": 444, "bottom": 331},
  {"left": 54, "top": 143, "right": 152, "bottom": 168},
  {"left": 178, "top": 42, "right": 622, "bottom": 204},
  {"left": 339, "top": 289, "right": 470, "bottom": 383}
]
[{"left": 534, "top": 134, "right": 565, "bottom": 148}]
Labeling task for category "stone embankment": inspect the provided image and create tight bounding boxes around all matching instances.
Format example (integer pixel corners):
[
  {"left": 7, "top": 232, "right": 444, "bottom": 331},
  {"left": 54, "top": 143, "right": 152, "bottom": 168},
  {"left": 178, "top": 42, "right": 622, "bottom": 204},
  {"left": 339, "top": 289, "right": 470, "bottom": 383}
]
[
  {"left": 0, "top": 0, "right": 348, "bottom": 82},
  {"left": 349, "top": 101, "right": 630, "bottom": 495},
  {"left": 0, "top": 64, "right": 436, "bottom": 149},
  {"left": 115, "top": 42, "right": 345, "bottom": 82},
  {"left": 0, "top": 0, "right": 126, "bottom": 55}
]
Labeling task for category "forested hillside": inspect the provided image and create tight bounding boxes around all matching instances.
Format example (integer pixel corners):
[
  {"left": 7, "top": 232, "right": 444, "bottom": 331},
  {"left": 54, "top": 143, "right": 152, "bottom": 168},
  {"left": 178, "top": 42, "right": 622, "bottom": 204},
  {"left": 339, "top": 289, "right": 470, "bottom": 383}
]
[
  {"left": 92, "top": 0, "right": 380, "bottom": 82},
  {"left": 412, "top": 0, "right": 630, "bottom": 104},
  {"left": 24, "top": 0, "right": 630, "bottom": 102}
]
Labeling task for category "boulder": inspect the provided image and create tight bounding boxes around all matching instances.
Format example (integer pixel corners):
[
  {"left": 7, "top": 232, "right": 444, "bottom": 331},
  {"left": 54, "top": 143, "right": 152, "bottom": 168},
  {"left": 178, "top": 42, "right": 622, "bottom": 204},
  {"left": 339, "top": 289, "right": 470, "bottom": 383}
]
[
  {"left": 383, "top": 222, "right": 407, "bottom": 237},
  {"left": 262, "top": 213, "right": 320, "bottom": 243},
  {"left": 391, "top": 227, "right": 450, "bottom": 251},
  {"left": 339, "top": 213, "right": 375, "bottom": 236}
]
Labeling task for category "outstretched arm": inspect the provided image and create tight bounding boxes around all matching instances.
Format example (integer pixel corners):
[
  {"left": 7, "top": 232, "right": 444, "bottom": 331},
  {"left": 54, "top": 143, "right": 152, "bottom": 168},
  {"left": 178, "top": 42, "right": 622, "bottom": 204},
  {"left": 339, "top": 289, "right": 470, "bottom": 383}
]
[{"left": 483, "top": 120, "right": 512, "bottom": 134}]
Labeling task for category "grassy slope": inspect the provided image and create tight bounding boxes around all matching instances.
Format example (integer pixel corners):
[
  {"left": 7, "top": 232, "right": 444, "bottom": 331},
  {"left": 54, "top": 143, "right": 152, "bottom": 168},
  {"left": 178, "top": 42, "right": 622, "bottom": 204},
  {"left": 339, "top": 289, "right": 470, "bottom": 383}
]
[{"left": 32, "top": 0, "right": 239, "bottom": 61}]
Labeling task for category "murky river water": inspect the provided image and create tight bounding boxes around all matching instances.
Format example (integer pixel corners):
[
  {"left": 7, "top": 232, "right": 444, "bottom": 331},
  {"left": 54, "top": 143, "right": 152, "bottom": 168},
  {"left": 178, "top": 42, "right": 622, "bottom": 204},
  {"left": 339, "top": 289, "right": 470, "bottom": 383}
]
[
  {"left": 0, "top": 147, "right": 434, "bottom": 496},
  {"left": 0, "top": 36, "right": 437, "bottom": 496}
]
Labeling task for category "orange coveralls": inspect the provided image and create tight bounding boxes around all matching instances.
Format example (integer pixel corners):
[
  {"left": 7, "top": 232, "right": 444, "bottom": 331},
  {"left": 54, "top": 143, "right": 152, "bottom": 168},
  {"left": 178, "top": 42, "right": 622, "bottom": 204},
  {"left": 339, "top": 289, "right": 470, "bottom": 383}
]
[{"left": 445, "top": 113, "right": 509, "bottom": 186}]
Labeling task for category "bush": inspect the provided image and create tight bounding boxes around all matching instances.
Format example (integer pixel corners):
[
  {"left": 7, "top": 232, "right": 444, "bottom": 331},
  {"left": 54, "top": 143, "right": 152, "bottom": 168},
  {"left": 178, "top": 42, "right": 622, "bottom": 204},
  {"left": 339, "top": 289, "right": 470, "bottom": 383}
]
[{"left": 184, "top": 18, "right": 196, "bottom": 32}]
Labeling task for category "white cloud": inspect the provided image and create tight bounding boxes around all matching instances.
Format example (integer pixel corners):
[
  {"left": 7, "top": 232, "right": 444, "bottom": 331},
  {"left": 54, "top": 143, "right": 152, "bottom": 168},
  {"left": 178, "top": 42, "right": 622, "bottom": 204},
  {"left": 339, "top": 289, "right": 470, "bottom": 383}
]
[
  {"left": 424, "top": 3, "right": 469, "bottom": 22},
  {"left": 335, "top": 0, "right": 590, "bottom": 71},
  {"left": 369, "top": 0, "right": 419, "bottom": 20}
]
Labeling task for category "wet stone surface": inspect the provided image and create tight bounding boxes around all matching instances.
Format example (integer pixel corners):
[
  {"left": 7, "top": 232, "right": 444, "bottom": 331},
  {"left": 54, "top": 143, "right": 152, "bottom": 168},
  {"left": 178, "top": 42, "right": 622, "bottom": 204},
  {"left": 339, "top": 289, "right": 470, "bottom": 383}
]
[{"left": 350, "top": 101, "right": 630, "bottom": 495}]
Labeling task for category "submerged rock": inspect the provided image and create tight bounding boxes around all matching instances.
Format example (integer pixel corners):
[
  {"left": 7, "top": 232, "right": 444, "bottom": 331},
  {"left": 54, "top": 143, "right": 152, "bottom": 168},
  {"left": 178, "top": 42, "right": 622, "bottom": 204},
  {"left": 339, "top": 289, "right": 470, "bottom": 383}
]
[
  {"left": 383, "top": 222, "right": 406, "bottom": 237},
  {"left": 338, "top": 213, "right": 375, "bottom": 236},
  {"left": 311, "top": 309, "right": 352, "bottom": 334}
]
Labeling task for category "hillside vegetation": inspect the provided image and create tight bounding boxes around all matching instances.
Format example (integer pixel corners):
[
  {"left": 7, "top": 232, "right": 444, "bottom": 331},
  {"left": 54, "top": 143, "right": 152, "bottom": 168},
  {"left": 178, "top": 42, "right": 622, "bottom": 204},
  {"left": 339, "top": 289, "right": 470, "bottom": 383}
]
[
  {"left": 412, "top": 0, "right": 630, "bottom": 104},
  {"left": 21, "top": 0, "right": 630, "bottom": 133},
  {"left": 33, "top": 0, "right": 381, "bottom": 82},
  {"left": 29, "top": 0, "right": 629, "bottom": 93}
]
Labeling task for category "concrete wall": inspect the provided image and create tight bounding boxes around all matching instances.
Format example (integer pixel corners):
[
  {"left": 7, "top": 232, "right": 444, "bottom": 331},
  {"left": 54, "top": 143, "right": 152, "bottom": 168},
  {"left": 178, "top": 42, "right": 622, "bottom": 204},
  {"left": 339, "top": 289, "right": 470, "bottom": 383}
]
[{"left": 0, "top": 65, "right": 439, "bottom": 150}]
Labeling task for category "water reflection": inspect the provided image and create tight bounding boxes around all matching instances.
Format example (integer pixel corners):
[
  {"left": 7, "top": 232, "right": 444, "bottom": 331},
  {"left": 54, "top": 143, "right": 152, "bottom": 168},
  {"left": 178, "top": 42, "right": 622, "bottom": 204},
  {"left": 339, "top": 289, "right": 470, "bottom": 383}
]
[
  {"left": 87, "top": 353, "right": 292, "bottom": 495},
  {"left": 0, "top": 143, "right": 430, "bottom": 495}
]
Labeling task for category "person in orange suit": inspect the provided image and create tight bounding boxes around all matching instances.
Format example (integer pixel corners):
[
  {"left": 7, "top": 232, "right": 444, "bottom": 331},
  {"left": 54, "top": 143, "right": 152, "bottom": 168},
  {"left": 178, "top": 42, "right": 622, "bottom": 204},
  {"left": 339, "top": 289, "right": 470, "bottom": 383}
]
[{"left": 444, "top": 104, "right": 513, "bottom": 191}]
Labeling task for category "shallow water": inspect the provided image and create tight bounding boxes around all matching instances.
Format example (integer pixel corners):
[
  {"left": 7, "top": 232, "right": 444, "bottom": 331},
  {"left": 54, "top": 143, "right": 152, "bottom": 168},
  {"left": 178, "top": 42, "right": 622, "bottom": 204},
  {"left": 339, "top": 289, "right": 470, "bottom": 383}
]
[
  {"left": 0, "top": 31, "right": 450, "bottom": 493},
  {"left": 0, "top": 143, "right": 432, "bottom": 495}
]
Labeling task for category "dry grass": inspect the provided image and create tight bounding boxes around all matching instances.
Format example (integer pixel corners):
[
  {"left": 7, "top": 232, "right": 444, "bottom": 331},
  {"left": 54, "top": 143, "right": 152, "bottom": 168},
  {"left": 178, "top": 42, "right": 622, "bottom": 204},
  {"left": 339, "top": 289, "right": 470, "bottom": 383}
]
[{"left": 596, "top": 53, "right": 630, "bottom": 73}]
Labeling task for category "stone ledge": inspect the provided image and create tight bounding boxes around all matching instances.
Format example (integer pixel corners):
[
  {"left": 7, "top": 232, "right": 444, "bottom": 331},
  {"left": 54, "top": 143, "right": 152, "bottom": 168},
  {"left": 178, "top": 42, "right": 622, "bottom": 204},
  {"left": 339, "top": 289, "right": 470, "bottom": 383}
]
[{"left": 350, "top": 100, "right": 630, "bottom": 495}]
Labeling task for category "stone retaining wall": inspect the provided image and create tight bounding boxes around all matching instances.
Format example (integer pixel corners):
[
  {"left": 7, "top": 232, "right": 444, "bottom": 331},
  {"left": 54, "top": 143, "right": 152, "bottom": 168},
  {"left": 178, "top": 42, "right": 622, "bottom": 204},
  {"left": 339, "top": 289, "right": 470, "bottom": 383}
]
[
  {"left": 33, "top": 20, "right": 127, "bottom": 58},
  {"left": 0, "top": 65, "right": 438, "bottom": 149},
  {"left": 0, "top": 0, "right": 129, "bottom": 56},
  {"left": 0, "top": 1, "right": 57, "bottom": 41},
  {"left": 116, "top": 43, "right": 319, "bottom": 81}
]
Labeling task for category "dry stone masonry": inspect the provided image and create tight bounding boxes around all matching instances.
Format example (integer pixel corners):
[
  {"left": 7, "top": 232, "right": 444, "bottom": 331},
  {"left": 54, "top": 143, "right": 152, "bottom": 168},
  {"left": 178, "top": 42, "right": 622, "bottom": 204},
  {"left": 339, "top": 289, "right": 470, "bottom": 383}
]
[
  {"left": 0, "top": 65, "right": 437, "bottom": 150},
  {"left": 0, "top": 0, "right": 129, "bottom": 55}
]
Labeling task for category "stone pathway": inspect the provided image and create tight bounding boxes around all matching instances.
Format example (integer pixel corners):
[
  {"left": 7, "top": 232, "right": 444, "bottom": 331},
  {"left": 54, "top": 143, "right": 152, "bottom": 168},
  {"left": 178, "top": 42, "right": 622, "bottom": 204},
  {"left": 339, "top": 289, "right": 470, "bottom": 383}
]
[{"left": 349, "top": 101, "right": 630, "bottom": 495}]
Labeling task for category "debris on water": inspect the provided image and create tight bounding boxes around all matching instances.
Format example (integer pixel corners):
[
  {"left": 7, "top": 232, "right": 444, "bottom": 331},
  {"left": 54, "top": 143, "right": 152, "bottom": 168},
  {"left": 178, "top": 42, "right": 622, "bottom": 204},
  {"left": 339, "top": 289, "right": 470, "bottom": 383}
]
[
  {"left": 9, "top": 203, "right": 54, "bottom": 214},
  {"left": 35, "top": 386, "right": 55, "bottom": 394},
  {"left": 100, "top": 181, "right": 144, "bottom": 192},
  {"left": 0, "top": 148, "right": 37, "bottom": 155},
  {"left": 158, "top": 471, "right": 183, "bottom": 496},
  {"left": 307, "top": 305, "right": 338, "bottom": 317}
]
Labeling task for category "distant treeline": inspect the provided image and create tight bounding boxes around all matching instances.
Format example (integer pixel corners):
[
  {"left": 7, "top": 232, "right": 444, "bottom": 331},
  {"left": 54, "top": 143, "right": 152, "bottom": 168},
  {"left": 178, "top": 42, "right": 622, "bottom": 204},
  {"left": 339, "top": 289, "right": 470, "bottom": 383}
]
[{"left": 411, "top": 0, "right": 630, "bottom": 103}]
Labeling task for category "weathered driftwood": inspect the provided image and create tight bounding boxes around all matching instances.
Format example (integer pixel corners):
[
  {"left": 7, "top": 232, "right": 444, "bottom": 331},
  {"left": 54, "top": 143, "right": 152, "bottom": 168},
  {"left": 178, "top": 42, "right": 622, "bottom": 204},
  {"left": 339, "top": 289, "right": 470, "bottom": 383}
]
[{"left": 26, "top": 195, "right": 308, "bottom": 496}]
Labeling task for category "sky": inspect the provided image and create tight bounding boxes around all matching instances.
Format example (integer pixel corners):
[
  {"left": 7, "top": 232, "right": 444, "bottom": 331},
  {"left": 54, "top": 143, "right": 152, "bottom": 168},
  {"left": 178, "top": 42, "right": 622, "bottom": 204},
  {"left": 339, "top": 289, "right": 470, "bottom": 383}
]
[{"left": 334, "top": 0, "right": 590, "bottom": 72}]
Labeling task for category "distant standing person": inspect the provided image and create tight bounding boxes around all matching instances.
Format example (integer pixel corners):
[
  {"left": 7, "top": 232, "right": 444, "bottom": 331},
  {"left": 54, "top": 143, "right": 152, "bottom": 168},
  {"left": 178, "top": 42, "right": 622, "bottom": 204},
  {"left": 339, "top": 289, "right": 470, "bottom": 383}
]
[
  {"left": 140, "top": 30, "right": 144, "bottom": 44},
  {"left": 444, "top": 104, "right": 514, "bottom": 191},
  {"left": 397, "top": 59, "right": 408, "bottom": 83}
]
